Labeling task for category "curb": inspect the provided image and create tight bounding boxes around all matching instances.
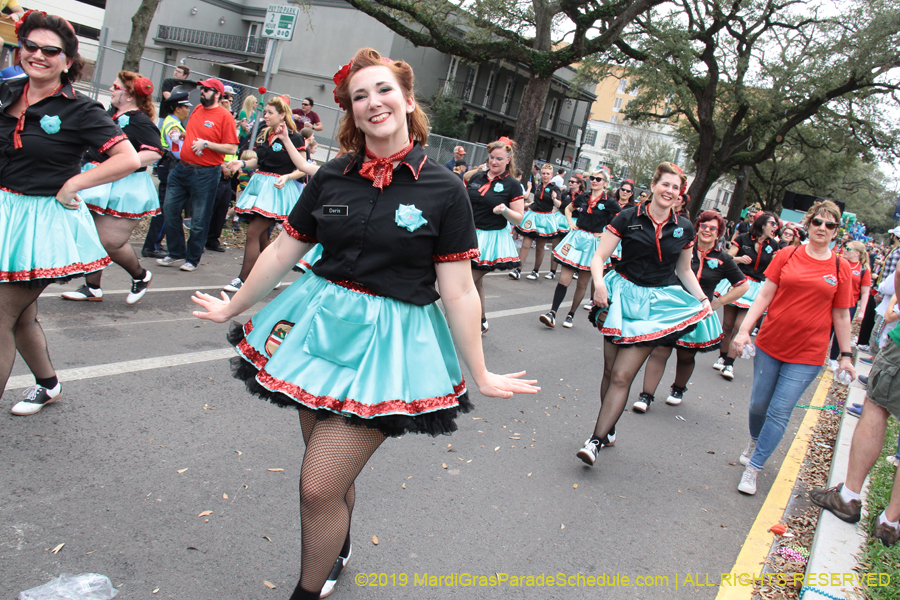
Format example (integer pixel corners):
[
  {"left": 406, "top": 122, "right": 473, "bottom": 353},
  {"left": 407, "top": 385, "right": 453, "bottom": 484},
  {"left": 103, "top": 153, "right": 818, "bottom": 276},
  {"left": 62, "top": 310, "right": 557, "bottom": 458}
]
[{"left": 805, "top": 360, "right": 872, "bottom": 599}]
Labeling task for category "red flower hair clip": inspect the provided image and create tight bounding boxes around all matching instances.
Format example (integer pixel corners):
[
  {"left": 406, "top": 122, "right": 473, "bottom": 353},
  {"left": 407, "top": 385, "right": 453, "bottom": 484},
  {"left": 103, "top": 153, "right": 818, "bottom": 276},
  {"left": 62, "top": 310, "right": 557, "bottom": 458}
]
[
  {"left": 497, "top": 136, "right": 514, "bottom": 148},
  {"left": 332, "top": 60, "right": 353, "bottom": 110},
  {"left": 133, "top": 77, "right": 153, "bottom": 97}
]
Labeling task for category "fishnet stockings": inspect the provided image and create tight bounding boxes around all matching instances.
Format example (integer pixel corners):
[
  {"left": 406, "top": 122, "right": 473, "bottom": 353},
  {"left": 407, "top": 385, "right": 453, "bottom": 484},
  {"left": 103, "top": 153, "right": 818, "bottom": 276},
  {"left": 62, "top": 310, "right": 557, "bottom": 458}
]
[
  {"left": 293, "top": 411, "right": 385, "bottom": 596},
  {"left": 592, "top": 340, "right": 653, "bottom": 441},
  {"left": 0, "top": 284, "right": 52, "bottom": 396}
]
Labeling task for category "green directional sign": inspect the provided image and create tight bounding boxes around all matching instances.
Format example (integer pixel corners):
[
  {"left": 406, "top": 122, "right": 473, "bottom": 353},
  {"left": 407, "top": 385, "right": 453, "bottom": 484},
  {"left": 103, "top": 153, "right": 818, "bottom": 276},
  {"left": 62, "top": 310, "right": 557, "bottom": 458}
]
[{"left": 263, "top": 4, "right": 300, "bottom": 41}]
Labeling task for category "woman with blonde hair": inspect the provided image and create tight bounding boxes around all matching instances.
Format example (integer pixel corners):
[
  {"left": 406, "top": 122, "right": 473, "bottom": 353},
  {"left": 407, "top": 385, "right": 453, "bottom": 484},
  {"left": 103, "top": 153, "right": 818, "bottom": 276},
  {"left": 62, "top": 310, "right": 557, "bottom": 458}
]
[
  {"left": 826, "top": 239, "right": 870, "bottom": 366},
  {"left": 464, "top": 136, "right": 525, "bottom": 333},
  {"left": 222, "top": 96, "right": 308, "bottom": 292},
  {"left": 192, "top": 47, "right": 537, "bottom": 599},
  {"left": 540, "top": 168, "right": 617, "bottom": 329},
  {"left": 237, "top": 93, "right": 258, "bottom": 149},
  {"left": 731, "top": 200, "right": 855, "bottom": 495}
]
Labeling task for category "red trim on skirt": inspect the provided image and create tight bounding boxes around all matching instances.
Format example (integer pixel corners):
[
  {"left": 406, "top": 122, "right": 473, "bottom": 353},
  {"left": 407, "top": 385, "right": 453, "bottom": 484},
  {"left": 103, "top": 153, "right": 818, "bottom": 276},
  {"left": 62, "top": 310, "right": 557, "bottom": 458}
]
[
  {"left": 0, "top": 256, "right": 111, "bottom": 283},
  {"left": 86, "top": 203, "right": 161, "bottom": 219},
  {"left": 602, "top": 306, "right": 711, "bottom": 344}
]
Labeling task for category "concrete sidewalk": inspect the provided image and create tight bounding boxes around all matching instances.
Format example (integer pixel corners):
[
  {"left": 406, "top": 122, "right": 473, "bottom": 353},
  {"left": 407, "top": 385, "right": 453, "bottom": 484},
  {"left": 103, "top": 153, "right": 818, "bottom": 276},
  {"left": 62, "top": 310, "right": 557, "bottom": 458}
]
[{"left": 805, "top": 360, "right": 872, "bottom": 600}]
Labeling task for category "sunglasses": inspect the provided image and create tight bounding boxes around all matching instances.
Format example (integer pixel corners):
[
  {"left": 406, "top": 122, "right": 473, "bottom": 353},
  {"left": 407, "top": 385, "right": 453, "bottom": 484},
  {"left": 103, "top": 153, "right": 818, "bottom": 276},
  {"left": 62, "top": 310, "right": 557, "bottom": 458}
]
[
  {"left": 20, "top": 38, "right": 64, "bottom": 58},
  {"left": 301, "top": 103, "right": 310, "bottom": 107},
  {"left": 201, "top": 86, "right": 217, "bottom": 93},
  {"left": 589, "top": 176, "right": 607, "bottom": 182},
  {"left": 111, "top": 83, "right": 126, "bottom": 92},
  {"left": 698, "top": 223, "right": 718, "bottom": 232},
  {"left": 811, "top": 217, "right": 838, "bottom": 230},
  {"left": 620, "top": 188, "right": 633, "bottom": 193}
]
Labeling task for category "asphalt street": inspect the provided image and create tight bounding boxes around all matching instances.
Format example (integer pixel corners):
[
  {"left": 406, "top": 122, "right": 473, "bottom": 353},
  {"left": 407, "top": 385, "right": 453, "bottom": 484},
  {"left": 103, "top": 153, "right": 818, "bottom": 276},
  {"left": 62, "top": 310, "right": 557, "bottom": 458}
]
[{"left": 0, "top": 245, "right": 816, "bottom": 599}]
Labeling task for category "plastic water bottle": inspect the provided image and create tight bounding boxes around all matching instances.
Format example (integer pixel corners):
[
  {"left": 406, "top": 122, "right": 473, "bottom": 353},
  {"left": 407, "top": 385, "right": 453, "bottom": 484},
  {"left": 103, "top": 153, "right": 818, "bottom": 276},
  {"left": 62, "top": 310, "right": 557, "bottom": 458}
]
[
  {"left": 835, "top": 369, "right": 853, "bottom": 386},
  {"left": 740, "top": 343, "right": 756, "bottom": 359}
]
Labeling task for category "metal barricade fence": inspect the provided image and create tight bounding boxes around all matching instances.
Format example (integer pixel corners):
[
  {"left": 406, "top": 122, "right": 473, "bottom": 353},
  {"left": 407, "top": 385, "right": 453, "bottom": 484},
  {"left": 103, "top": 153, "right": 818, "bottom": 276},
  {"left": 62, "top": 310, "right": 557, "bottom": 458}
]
[{"left": 83, "top": 42, "right": 487, "bottom": 166}]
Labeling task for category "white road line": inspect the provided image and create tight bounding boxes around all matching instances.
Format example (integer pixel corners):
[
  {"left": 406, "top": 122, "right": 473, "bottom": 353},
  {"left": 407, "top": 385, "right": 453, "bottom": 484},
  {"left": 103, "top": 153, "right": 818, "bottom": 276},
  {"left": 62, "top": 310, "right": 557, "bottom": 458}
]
[
  {"left": 43, "top": 285, "right": 248, "bottom": 297},
  {"left": 6, "top": 348, "right": 236, "bottom": 391},
  {"left": 5, "top": 305, "right": 550, "bottom": 391}
]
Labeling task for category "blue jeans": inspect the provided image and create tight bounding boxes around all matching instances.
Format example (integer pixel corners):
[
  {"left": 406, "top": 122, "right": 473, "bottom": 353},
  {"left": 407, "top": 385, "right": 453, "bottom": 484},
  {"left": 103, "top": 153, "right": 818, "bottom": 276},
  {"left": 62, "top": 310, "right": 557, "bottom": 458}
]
[
  {"left": 162, "top": 162, "right": 220, "bottom": 265},
  {"left": 747, "top": 347, "right": 821, "bottom": 470}
]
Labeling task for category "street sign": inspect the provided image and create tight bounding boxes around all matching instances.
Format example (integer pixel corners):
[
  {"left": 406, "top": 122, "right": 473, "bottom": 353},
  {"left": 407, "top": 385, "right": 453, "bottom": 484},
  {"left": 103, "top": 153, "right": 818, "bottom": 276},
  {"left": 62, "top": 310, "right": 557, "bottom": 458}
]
[{"left": 262, "top": 4, "right": 300, "bottom": 41}]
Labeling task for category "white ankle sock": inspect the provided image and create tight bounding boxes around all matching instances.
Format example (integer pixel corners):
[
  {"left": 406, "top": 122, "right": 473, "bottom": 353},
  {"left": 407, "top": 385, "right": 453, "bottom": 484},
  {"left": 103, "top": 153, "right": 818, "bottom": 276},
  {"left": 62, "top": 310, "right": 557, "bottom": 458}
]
[
  {"left": 879, "top": 512, "right": 899, "bottom": 528},
  {"left": 840, "top": 484, "right": 861, "bottom": 503}
]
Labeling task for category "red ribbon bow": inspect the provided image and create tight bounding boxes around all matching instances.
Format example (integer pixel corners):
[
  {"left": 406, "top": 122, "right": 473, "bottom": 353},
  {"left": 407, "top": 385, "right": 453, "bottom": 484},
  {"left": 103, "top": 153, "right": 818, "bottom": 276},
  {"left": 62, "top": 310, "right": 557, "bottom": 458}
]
[{"left": 359, "top": 140, "right": 414, "bottom": 191}]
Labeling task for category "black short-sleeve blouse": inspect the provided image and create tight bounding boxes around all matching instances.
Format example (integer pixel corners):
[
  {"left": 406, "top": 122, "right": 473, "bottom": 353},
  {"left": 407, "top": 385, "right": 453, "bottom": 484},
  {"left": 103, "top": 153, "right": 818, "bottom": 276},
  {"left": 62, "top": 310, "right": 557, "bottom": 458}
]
[
  {"left": 531, "top": 182, "right": 560, "bottom": 213},
  {"left": 285, "top": 142, "right": 479, "bottom": 305},
  {"left": 0, "top": 80, "right": 125, "bottom": 196},
  {"left": 731, "top": 232, "right": 778, "bottom": 281},
  {"left": 254, "top": 130, "right": 306, "bottom": 175},
  {"left": 85, "top": 108, "right": 162, "bottom": 172},
  {"left": 606, "top": 203, "right": 695, "bottom": 287},
  {"left": 575, "top": 193, "right": 620, "bottom": 234},
  {"left": 466, "top": 170, "right": 524, "bottom": 230},
  {"left": 693, "top": 243, "right": 747, "bottom": 299}
]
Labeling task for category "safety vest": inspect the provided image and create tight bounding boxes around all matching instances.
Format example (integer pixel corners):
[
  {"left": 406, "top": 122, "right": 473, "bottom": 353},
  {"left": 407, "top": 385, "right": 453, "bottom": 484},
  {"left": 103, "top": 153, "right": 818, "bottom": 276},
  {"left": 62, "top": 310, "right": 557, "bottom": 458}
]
[{"left": 160, "top": 114, "right": 185, "bottom": 151}]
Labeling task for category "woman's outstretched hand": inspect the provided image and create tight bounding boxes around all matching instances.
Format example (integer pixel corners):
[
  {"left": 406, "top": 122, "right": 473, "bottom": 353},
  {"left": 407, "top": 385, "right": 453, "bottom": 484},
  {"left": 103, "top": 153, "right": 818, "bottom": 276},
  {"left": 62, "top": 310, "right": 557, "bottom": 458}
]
[
  {"left": 191, "top": 291, "right": 235, "bottom": 323},
  {"left": 476, "top": 371, "right": 539, "bottom": 399}
]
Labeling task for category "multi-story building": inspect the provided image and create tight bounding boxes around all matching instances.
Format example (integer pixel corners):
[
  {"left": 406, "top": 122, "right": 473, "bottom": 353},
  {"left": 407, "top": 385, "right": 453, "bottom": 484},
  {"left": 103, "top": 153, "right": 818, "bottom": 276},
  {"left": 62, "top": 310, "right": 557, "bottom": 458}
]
[{"left": 95, "top": 0, "right": 595, "bottom": 168}]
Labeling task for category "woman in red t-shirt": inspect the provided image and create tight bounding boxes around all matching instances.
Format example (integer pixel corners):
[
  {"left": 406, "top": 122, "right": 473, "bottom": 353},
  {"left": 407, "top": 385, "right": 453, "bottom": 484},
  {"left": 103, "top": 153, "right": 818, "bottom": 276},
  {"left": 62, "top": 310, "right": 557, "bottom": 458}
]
[
  {"left": 730, "top": 201, "right": 856, "bottom": 496},
  {"left": 827, "top": 240, "right": 871, "bottom": 364}
]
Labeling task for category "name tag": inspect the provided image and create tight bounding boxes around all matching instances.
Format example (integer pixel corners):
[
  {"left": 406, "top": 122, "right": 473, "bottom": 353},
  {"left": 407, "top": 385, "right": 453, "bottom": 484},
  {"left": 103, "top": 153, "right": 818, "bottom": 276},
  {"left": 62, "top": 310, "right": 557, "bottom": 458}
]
[
  {"left": 628, "top": 224, "right": 643, "bottom": 232},
  {"left": 323, "top": 205, "right": 348, "bottom": 216}
]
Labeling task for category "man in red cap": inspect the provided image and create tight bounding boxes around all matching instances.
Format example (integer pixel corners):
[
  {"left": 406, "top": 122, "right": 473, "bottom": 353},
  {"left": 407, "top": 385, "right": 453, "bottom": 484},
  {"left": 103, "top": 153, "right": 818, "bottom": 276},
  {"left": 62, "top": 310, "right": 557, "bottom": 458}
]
[
  {"left": 157, "top": 77, "right": 239, "bottom": 272},
  {"left": 444, "top": 145, "right": 466, "bottom": 170}
]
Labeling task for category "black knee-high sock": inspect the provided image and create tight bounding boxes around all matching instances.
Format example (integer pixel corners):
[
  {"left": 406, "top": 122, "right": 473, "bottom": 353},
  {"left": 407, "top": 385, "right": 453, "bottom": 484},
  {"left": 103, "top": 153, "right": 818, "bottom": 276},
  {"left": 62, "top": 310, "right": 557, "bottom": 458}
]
[
  {"left": 340, "top": 532, "right": 351, "bottom": 558},
  {"left": 551, "top": 283, "right": 568, "bottom": 313},
  {"left": 288, "top": 583, "right": 320, "bottom": 600}
]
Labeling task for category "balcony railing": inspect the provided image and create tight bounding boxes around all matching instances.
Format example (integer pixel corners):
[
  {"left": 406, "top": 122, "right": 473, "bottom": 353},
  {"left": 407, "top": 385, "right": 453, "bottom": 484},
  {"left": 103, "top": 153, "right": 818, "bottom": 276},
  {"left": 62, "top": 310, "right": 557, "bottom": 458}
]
[
  {"left": 439, "top": 78, "right": 580, "bottom": 140},
  {"left": 156, "top": 25, "right": 268, "bottom": 56}
]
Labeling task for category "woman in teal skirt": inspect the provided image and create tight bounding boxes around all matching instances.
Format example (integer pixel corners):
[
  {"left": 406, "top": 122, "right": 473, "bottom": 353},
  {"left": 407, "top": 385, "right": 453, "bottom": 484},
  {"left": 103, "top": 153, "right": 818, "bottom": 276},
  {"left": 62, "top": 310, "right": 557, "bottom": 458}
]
[
  {"left": 61, "top": 71, "right": 163, "bottom": 305},
  {"left": 1, "top": 11, "right": 139, "bottom": 415},
  {"left": 192, "top": 48, "right": 538, "bottom": 600},
  {"left": 464, "top": 137, "right": 525, "bottom": 333},
  {"left": 576, "top": 162, "right": 711, "bottom": 466},
  {"left": 635, "top": 210, "right": 749, "bottom": 412},
  {"left": 223, "top": 96, "right": 316, "bottom": 293}
]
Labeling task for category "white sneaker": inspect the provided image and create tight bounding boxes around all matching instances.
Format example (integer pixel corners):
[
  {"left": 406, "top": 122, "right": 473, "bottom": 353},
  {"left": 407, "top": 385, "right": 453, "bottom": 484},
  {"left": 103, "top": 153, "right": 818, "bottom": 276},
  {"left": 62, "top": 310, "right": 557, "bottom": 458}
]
[
  {"left": 739, "top": 439, "right": 758, "bottom": 466},
  {"left": 573, "top": 272, "right": 579, "bottom": 280},
  {"left": 224, "top": 277, "right": 243, "bottom": 293},
  {"left": 61, "top": 284, "right": 103, "bottom": 301},
  {"left": 126, "top": 270, "right": 152, "bottom": 305},
  {"left": 712, "top": 357, "right": 725, "bottom": 371},
  {"left": 576, "top": 438, "right": 601, "bottom": 466},
  {"left": 526, "top": 270, "right": 540, "bottom": 280},
  {"left": 721, "top": 365, "right": 735, "bottom": 380},
  {"left": 320, "top": 545, "right": 352, "bottom": 598},
  {"left": 180, "top": 262, "right": 197, "bottom": 272},
  {"left": 666, "top": 386, "right": 685, "bottom": 406},
  {"left": 583, "top": 303, "right": 593, "bottom": 311},
  {"left": 544, "top": 271, "right": 556, "bottom": 280},
  {"left": 738, "top": 465, "right": 759, "bottom": 495},
  {"left": 632, "top": 392, "right": 654, "bottom": 413},
  {"left": 11, "top": 383, "right": 62, "bottom": 416},
  {"left": 156, "top": 256, "right": 184, "bottom": 267}
]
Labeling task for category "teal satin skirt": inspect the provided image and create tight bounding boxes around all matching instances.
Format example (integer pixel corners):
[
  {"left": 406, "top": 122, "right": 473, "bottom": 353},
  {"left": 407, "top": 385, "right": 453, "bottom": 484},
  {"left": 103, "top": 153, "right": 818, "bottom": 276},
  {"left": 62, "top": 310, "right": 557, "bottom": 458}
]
[
  {"left": 595, "top": 271, "right": 710, "bottom": 346},
  {"left": 230, "top": 273, "right": 471, "bottom": 436},
  {"left": 715, "top": 277, "right": 762, "bottom": 309},
  {"left": 236, "top": 172, "right": 301, "bottom": 220},
  {"left": 676, "top": 311, "right": 724, "bottom": 352},
  {"left": 473, "top": 228, "right": 520, "bottom": 271},
  {"left": 516, "top": 210, "right": 560, "bottom": 238},
  {"left": 79, "top": 163, "right": 160, "bottom": 219},
  {"left": 0, "top": 189, "right": 110, "bottom": 285},
  {"left": 552, "top": 228, "right": 598, "bottom": 271}
]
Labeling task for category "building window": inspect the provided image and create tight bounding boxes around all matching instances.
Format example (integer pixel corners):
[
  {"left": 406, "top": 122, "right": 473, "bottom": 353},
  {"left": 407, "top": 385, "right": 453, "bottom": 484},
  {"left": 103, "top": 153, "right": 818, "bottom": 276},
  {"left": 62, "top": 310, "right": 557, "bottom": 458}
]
[
  {"left": 463, "top": 65, "right": 478, "bottom": 102},
  {"left": 617, "top": 79, "right": 628, "bottom": 93},
  {"left": 583, "top": 129, "right": 597, "bottom": 146},
  {"left": 546, "top": 97, "right": 558, "bottom": 129},
  {"left": 576, "top": 155, "right": 590, "bottom": 170},
  {"left": 613, "top": 97, "right": 623, "bottom": 112},
  {"left": 483, "top": 68, "right": 497, "bottom": 108},
  {"left": 629, "top": 85, "right": 640, "bottom": 96},
  {"left": 604, "top": 134, "right": 620, "bottom": 151},
  {"left": 500, "top": 76, "right": 514, "bottom": 114},
  {"left": 609, "top": 115, "right": 619, "bottom": 124}
]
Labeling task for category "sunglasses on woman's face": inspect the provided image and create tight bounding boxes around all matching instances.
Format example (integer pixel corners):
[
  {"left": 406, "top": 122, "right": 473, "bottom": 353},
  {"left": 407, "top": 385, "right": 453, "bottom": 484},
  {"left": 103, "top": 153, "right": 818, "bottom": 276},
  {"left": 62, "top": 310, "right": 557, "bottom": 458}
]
[
  {"left": 811, "top": 217, "right": 838, "bottom": 230},
  {"left": 589, "top": 176, "right": 606, "bottom": 182},
  {"left": 111, "top": 83, "right": 126, "bottom": 92},
  {"left": 698, "top": 223, "right": 718, "bottom": 232},
  {"left": 621, "top": 188, "right": 632, "bottom": 194},
  {"left": 20, "top": 38, "right": 64, "bottom": 58}
]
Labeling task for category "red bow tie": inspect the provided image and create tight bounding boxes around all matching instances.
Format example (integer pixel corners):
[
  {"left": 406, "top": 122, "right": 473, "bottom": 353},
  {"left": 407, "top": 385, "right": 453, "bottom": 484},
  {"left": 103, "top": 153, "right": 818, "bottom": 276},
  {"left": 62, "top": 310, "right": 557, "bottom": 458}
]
[{"left": 359, "top": 141, "right": 414, "bottom": 191}]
